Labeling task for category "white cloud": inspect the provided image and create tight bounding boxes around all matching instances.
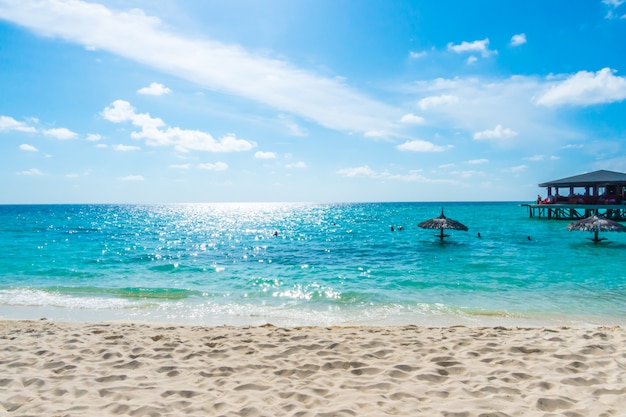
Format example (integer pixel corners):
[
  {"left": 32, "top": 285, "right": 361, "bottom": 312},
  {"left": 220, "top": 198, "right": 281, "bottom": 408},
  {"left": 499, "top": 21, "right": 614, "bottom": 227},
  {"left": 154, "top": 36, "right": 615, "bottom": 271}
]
[
  {"left": 535, "top": 68, "right": 626, "bottom": 106},
  {"left": 0, "top": 0, "right": 400, "bottom": 136},
  {"left": 286, "top": 161, "right": 307, "bottom": 169},
  {"left": 278, "top": 114, "right": 308, "bottom": 137},
  {"left": 404, "top": 75, "right": 578, "bottom": 152},
  {"left": 525, "top": 154, "right": 558, "bottom": 162},
  {"left": 19, "top": 144, "right": 38, "bottom": 152},
  {"left": 561, "top": 143, "right": 584, "bottom": 149},
  {"left": 504, "top": 165, "right": 527, "bottom": 173},
  {"left": 43, "top": 127, "right": 77, "bottom": 140},
  {"left": 363, "top": 130, "right": 392, "bottom": 138},
  {"left": 169, "top": 163, "right": 191, "bottom": 169},
  {"left": 337, "top": 165, "right": 455, "bottom": 183},
  {"left": 473, "top": 124, "right": 518, "bottom": 140},
  {"left": 255, "top": 151, "right": 277, "bottom": 159},
  {"left": 603, "top": 0, "right": 626, "bottom": 18},
  {"left": 101, "top": 99, "right": 140, "bottom": 123},
  {"left": 400, "top": 113, "right": 425, "bottom": 124},
  {"left": 118, "top": 175, "right": 144, "bottom": 181},
  {"left": 466, "top": 56, "right": 478, "bottom": 65},
  {"left": 65, "top": 170, "right": 90, "bottom": 178},
  {"left": 86, "top": 133, "right": 101, "bottom": 141},
  {"left": 447, "top": 38, "right": 496, "bottom": 58},
  {"left": 102, "top": 100, "right": 256, "bottom": 152},
  {"left": 409, "top": 50, "right": 427, "bottom": 59},
  {"left": 17, "top": 168, "right": 45, "bottom": 176},
  {"left": 467, "top": 158, "right": 488, "bottom": 164},
  {"left": 510, "top": 33, "right": 527, "bottom": 46},
  {"left": 383, "top": 171, "right": 434, "bottom": 182},
  {"left": 397, "top": 139, "right": 451, "bottom": 152},
  {"left": 450, "top": 170, "right": 483, "bottom": 179},
  {"left": 113, "top": 144, "right": 140, "bottom": 151},
  {"left": 0, "top": 115, "right": 37, "bottom": 133},
  {"left": 137, "top": 82, "right": 171, "bottom": 96},
  {"left": 336, "top": 166, "right": 377, "bottom": 178},
  {"left": 0, "top": 115, "right": 78, "bottom": 140},
  {"left": 413, "top": 77, "right": 460, "bottom": 91},
  {"left": 198, "top": 162, "right": 228, "bottom": 171},
  {"left": 418, "top": 94, "right": 459, "bottom": 110}
]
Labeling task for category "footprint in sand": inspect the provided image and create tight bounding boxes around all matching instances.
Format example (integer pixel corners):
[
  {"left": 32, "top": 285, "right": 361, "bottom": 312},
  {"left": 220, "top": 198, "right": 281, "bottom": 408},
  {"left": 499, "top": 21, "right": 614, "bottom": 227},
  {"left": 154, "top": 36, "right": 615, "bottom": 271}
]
[{"left": 536, "top": 397, "right": 574, "bottom": 411}]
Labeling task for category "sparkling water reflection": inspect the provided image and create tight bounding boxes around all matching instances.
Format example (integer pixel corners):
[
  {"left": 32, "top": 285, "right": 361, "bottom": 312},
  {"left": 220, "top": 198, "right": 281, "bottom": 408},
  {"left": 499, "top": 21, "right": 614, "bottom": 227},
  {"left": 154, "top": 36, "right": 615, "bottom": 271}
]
[{"left": 1, "top": 202, "right": 625, "bottom": 326}]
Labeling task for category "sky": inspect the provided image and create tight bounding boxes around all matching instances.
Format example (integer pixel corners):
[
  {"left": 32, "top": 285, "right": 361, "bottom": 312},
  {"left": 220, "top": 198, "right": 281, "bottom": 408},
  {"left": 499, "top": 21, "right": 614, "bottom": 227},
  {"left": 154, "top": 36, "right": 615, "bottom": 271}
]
[{"left": 1, "top": 0, "right": 626, "bottom": 204}]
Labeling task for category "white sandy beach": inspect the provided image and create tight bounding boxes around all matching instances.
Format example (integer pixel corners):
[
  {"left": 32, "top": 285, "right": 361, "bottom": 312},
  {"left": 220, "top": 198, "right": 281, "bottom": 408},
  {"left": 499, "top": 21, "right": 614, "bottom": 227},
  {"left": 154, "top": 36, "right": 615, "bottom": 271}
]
[{"left": 1, "top": 320, "right": 625, "bottom": 416}]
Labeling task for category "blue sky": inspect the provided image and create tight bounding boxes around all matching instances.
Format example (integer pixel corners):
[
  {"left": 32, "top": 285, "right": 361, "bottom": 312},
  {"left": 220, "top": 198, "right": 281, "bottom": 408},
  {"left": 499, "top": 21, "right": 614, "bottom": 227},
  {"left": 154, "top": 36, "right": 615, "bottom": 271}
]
[{"left": 1, "top": 0, "right": 626, "bottom": 203}]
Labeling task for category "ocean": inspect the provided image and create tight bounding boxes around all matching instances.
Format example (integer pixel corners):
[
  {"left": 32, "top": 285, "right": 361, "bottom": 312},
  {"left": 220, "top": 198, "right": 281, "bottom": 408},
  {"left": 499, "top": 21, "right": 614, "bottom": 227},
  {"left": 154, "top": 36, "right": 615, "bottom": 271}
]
[{"left": 0, "top": 202, "right": 625, "bottom": 327}]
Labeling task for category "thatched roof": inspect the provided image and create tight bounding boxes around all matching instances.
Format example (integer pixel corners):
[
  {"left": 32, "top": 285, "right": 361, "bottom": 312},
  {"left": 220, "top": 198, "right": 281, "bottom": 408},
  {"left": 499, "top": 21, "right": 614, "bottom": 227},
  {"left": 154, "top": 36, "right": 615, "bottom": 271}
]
[
  {"left": 539, "top": 170, "right": 626, "bottom": 188},
  {"left": 418, "top": 210, "right": 468, "bottom": 231},
  {"left": 567, "top": 215, "right": 626, "bottom": 232},
  {"left": 567, "top": 215, "right": 626, "bottom": 242},
  {"left": 418, "top": 209, "right": 468, "bottom": 241}
]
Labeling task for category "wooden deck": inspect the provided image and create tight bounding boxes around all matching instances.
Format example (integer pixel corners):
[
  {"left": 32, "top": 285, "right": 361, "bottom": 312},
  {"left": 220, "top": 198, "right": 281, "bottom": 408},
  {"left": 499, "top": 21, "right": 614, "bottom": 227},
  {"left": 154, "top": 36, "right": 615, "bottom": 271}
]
[{"left": 521, "top": 203, "right": 626, "bottom": 220}]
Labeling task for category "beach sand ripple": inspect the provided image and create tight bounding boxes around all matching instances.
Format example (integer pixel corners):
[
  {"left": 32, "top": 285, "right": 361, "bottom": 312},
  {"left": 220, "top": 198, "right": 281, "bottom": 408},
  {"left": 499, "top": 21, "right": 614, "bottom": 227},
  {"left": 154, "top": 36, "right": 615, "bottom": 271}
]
[{"left": 1, "top": 321, "right": 625, "bottom": 416}]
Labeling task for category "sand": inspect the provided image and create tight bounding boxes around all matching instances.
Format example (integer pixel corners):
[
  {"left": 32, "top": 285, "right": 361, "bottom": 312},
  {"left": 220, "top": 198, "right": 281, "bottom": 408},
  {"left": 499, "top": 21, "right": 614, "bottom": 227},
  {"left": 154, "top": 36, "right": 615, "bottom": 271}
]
[{"left": 1, "top": 320, "right": 625, "bottom": 416}]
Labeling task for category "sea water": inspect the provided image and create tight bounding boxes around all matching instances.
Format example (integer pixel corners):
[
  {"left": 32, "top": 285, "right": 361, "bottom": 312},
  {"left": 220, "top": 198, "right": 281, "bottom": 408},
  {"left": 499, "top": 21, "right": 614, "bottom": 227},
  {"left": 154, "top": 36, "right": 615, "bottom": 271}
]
[{"left": 0, "top": 202, "right": 625, "bottom": 327}]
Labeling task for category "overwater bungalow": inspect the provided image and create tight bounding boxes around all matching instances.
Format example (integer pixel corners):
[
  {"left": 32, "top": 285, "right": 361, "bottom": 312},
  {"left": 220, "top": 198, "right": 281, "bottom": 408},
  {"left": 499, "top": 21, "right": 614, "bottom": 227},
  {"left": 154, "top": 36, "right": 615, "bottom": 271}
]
[{"left": 523, "top": 170, "right": 626, "bottom": 220}]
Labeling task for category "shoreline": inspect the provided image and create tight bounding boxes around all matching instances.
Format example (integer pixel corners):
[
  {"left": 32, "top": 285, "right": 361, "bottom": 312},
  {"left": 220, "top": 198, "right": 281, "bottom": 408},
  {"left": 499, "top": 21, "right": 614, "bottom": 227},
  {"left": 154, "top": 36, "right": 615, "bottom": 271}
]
[
  {"left": 2, "top": 320, "right": 625, "bottom": 416},
  {"left": 3, "top": 304, "right": 625, "bottom": 329},
  {"left": 2, "top": 302, "right": 625, "bottom": 329}
]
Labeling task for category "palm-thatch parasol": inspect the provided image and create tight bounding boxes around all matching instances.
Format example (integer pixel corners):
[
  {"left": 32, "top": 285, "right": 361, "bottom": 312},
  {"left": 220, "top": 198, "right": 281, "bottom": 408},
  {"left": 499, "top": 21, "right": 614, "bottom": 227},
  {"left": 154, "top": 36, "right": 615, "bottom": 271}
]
[
  {"left": 418, "top": 208, "right": 468, "bottom": 241},
  {"left": 566, "top": 215, "right": 626, "bottom": 242}
]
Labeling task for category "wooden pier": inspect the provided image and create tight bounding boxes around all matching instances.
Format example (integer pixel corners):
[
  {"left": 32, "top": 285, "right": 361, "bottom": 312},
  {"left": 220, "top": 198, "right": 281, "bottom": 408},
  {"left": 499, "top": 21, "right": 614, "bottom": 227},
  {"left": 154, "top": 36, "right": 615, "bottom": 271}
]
[
  {"left": 522, "top": 203, "right": 626, "bottom": 220},
  {"left": 527, "top": 170, "right": 626, "bottom": 220}
]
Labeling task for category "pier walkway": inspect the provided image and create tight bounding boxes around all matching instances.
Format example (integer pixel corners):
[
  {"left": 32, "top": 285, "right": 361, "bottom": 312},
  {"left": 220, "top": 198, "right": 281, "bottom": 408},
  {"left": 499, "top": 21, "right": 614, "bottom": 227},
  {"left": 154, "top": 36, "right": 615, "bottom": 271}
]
[{"left": 521, "top": 203, "right": 626, "bottom": 220}]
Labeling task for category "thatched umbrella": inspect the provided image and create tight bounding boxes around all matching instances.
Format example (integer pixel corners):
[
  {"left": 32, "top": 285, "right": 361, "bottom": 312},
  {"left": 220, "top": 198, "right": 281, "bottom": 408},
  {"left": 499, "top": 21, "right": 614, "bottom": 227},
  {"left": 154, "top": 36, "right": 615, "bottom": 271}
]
[
  {"left": 566, "top": 215, "right": 626, "bottom": 242},
  {"left": 418, "top": 208, "right": 468, "bottom": 241}
]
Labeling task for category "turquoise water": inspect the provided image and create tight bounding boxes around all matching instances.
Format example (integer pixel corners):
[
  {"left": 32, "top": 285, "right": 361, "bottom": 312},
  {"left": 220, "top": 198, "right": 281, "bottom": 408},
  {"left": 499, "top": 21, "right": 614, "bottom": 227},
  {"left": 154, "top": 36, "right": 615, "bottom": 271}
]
[{"left": 0, "top": 202, "right": 625, "bottom": 326}]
